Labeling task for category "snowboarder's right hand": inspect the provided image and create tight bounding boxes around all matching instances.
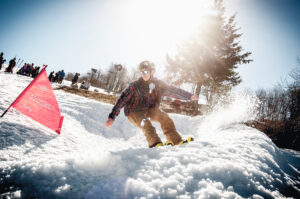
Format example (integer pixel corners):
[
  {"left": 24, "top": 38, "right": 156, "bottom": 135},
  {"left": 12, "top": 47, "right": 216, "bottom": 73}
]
[
  {"left": 105, "top": 118, "right": 114, "bottom": 128},
  {"left": 191, "top": 95, "right": 199, "bottom": 101}
]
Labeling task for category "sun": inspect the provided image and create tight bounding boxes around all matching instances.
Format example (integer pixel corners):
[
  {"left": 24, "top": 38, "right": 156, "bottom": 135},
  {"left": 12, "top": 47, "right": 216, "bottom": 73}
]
[{"left": 122, "top": 0, "right": 209, "bottom": 54}]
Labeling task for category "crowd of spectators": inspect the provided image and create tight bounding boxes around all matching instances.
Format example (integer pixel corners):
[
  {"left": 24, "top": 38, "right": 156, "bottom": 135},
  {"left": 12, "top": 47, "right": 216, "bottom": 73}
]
[
  {"left": 0, "top": 52, "right": 65, "bottom": 82},
  {"left": 1, "top": 51, "right": 90, "bottom": 90},
  {"left": 17, "top": 63, "right": 40, "bottom": 78},
  {"left": 0, "top": 52, "right": 41, "bottom": 78}
]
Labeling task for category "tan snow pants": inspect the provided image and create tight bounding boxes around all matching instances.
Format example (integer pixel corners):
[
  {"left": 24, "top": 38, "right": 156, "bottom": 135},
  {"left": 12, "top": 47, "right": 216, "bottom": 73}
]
[{"left": 128, "top": 108, "right": 183, "bottom": 147}]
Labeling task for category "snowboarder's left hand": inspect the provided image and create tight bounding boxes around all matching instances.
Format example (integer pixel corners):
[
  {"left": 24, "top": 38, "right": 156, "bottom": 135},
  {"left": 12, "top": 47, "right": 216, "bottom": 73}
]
[
  {"left": 105, "top": 118, "right": 114, "bottom": 128},
  {"left": 191, "top": 95, "right": 199, "bottom": 101}
]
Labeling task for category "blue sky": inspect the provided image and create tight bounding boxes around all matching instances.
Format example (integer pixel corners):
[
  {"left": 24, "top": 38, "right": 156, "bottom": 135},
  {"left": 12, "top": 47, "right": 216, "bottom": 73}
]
[
  {"left": 0, "top": 0, "right": 299, "bottom": 91},
  {"left": 225, "top": 0, "right": 300, "bottom": 90}
]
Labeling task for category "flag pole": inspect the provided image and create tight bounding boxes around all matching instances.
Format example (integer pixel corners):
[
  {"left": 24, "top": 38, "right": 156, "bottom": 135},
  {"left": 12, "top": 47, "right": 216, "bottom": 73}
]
[
  {"left": 1, "top": 65, "right": 48, "bottom": 118},
  {"left": 1, "top": 109, "right": 10, "bottom": 118}
]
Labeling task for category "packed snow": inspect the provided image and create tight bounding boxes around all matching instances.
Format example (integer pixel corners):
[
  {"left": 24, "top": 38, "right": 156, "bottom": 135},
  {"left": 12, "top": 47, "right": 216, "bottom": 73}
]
[{"left": 0, "top": 72, "right": 299, "bottom": 199}]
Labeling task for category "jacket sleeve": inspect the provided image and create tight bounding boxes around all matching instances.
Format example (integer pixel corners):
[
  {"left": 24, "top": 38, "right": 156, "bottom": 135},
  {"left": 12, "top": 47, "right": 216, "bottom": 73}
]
[
  {"left": 108, "top": 84, "right": 135, "bottom": 120},
  {"left": 159, "top": 80, "right": 193, "bottom": 101}
]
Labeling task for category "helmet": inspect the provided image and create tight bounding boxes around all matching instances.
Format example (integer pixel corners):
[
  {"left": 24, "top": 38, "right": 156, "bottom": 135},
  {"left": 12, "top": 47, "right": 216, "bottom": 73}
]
[{"left": 138, "top": 61, "right": 155, "bottom": 72}]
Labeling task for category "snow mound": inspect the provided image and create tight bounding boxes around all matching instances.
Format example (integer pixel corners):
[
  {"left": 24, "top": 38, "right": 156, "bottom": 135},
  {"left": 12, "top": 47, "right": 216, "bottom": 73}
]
[{"left": 0, "top": 73, "right": 299, "bottom": 199}]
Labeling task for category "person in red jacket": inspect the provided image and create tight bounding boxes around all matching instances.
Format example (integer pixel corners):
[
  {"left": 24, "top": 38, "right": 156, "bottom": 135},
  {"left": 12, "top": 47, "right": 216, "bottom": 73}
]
[{"left": 105, "top": 61, "right": 198, "bottom": 148}]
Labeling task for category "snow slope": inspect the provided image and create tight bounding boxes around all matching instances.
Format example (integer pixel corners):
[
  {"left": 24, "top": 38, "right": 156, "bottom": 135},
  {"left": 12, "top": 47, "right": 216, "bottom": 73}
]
[{"left": 0, "top": 73, "right": 299, "bottom": 199}]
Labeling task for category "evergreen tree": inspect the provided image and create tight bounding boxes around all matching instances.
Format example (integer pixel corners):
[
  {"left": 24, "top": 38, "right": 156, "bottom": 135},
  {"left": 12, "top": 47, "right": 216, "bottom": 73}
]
[{"left": 165, "top": 0, "right": 252, "bottom": 105}]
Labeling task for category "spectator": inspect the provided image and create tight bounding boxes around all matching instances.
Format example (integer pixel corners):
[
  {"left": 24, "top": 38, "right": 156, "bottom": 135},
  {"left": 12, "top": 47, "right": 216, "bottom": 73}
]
[
  {"left": 27, "top": 63, "right": 34, "bottom": 76},
  {"left": 48, "top": 71, "right": 54, "bottom": 82},
  {"left": 80, "top": 79, "right": 91, "bottom": 90},
  {"left": 71, "top": 73, "right": 80, "bottom": 87},
  {"left": 52, "top": 71, "right": 58, "bottom": 82},
  {"left": 58, "top": 70, "right": 65, "bottom": 84},
  {"left": 5, "top": 57, "right": 16, "bottom": 73},
  {"left": 0, "top": 52, "right": 6, "bottom": 71},
  {"left": 31, "top": 65, "right": 36, "bottom": 77},
  {"left": 17, "top": 63, "right": 26, "bottom": 75},
  {"left": 31, "top": 66, "right": 40, "bottom": 78}
]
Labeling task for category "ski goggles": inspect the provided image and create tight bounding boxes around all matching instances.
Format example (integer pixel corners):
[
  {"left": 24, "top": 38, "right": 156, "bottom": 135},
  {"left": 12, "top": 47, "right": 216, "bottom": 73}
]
[{"left": 140, "top": 70, "right": 150, "bottom": 75}]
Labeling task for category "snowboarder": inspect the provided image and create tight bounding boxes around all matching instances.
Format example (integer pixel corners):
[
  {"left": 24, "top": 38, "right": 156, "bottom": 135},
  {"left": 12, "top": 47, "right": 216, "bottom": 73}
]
[{"left": 105, "top": 61, "right": 198, "bottom": 148}]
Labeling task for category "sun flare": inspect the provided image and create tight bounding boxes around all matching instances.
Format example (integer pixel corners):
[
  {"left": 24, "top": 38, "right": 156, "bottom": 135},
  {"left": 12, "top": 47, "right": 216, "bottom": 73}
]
[
  {"left": 123, "top": 0, "right": 210, "bottom": 54},
  {"left": 118, "top": 0, "right": 211, "bottom": 76}
]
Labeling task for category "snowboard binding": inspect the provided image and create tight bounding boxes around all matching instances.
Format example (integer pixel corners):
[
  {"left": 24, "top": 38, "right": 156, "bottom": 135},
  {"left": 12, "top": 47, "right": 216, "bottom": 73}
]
[{"left": 151, "top": 137, "right": 194, "bottom": 148}]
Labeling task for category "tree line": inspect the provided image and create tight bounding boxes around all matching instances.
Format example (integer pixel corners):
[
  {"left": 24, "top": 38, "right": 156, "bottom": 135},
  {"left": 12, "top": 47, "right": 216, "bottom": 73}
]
[{"left": 254, "top": 61, "right": 300, "bottom": 150}]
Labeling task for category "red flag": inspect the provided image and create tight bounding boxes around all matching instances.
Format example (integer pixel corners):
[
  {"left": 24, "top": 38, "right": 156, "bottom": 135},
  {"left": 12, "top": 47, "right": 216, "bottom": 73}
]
[{"left": 2, "top": 66, "right": 64, "bottom": 134}]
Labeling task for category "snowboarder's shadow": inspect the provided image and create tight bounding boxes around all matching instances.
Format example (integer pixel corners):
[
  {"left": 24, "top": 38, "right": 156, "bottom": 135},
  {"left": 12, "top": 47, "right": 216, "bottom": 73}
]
[{"left": 0, "top": 121, "right": 56, "bottom": 152}]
